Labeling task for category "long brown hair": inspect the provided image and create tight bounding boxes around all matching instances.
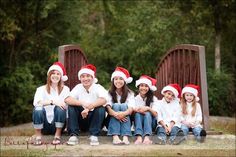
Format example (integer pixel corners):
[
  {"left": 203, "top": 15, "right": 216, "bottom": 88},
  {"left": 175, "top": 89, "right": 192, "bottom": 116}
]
[
  {"left": 46, "top": 70, "right": 63, "bottom": 94},
  {"left": 109, "top": 80, "right": 131, "bottom": 103},
  {"left": 181, "top": 93, "right": 197, "bottom": 116}
]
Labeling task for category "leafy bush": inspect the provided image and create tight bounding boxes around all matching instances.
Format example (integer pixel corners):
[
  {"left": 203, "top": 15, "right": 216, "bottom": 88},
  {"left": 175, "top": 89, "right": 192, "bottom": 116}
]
[
  {"left": 207, "top": 68, "right": 235, "bottom": 116},
  {"left": 0, "top": 65, "right": 36, "bottom": 126}
]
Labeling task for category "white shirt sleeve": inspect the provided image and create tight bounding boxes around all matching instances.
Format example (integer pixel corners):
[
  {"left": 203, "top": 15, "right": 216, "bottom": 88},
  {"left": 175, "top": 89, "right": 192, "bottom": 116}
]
[
  {"left": 127, "top": 92, "right": 135, "bottom": 108},
  {"left": 195, "top": 103, "right": 203, "bottom": 125},
  {"left": 69, "top": 84, "right": 80, "bottom": 99},
  {"left": 33, "top": 86, "right": 44, "bottom": 107}
]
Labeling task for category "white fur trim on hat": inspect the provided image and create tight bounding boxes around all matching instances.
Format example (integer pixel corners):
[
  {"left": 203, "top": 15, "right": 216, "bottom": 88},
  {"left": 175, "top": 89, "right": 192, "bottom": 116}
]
[
  {"left": 136, "top": 78, "right": 157, "bottom": 91},
  {"left": 47, "top": 65, "right": 63, "bottom": 77},
  {"left": 182, "top": 86, "right": 200, "bottom": 101},
  {"left": 78, "top": 68, "right": 98, "bottom": 83},
  {"left": 111, "top": 71, "right": 133, "bottom": 84},
  {"left": 161, "top": 86, "right": 179, "bottom": 98}
]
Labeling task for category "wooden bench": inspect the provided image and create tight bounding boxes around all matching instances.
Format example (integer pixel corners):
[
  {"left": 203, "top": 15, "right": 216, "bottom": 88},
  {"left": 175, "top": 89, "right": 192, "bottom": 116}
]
[
  {"left": 155, "top": 44, "right": 210, "bottom": 130},
  {"left": 58, "top": 44, "right": 88, "bottom": 90}
]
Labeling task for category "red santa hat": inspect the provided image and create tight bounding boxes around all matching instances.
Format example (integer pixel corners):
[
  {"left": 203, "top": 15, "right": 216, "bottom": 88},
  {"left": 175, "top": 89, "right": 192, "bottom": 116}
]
[
  {"left": 47, "top": 62, "right": 68, "bottom": 81},
  {"left": 161, "top": 83, "right": 181, "bottom": 99},
  {"left": 111, "top": 67, "right": 133, "bottom": 84},
  {"left": 78, "top": 64, "right": 98, "bottom": 83},
  {"left": 181, "top": 84, "right": 200, "bottom": 101},
  {"left": 135, "top": 75, "right": 157, "bottom": 91}
]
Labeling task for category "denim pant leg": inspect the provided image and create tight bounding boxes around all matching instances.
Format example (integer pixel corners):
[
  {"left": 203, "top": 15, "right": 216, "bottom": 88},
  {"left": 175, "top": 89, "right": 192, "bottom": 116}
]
[
  {"left": 181, "top": 124, "right": 190, "bottom": 137},
  {"left": 88, "top": 106, "right": 105, "bottom": 136},
  {"left": 54, "top": 106, "right": 66, "bottom": 128},
  {"left": 134, "top": 112, "right": 144, "bottom": 136},
  {"left": 152, "top": 116, "right": 157, "bottom": 132},
  {"left": 143, "top": 112, "right": 152, "bottom": 136},
  {"left": 108, "top": 104, "right": 121, "bottom": 135},
  {"left": 120, "top": 104, "right": 132, "bottom": 136},
  {"left": 192, "top": 127, "right": 202, "bottom": 141},
  {"left": 156, "top": 126, "right": 167, "bottom": 141},
  {"left": 32, "top": 106, "right": 45, "bottom": 129},
  {"left": 67, "top": 105, "right": 81, "bottom": 136},
  {"left": 169, "top": 126, "right": 181, "bottom": 141}
]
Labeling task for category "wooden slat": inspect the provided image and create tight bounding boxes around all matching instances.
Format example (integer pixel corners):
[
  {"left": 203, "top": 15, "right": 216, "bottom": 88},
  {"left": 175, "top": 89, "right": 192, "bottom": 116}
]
[{"left": 58, "top": 45, "right": 88, "bottom": 90}]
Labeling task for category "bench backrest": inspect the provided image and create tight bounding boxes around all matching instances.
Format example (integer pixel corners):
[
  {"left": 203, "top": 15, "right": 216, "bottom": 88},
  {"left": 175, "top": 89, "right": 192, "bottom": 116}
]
[
  {"left": 58, "top": 45, "right": 88, "bottom": 90},
  {"left": 155, "top": 44, "right": 209, "bottom": 129}
]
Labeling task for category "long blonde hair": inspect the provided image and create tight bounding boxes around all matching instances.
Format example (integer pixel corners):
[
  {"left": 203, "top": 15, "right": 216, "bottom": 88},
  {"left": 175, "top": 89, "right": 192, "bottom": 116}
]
[
  {"left": 46, "top": 70, "right": 63, "bottom": 94},
  {"left": 181, "top": 93, "right": 197, "bottom": 117}
]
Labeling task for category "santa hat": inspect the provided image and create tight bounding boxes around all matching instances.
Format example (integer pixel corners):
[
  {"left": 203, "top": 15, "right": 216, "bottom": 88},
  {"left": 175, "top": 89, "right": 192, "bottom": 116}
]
[
  {"left": 111, "top": 67, "right": 133, "bottom": 84},
  {"left": 161, "top": 83, "right": 181, "bottom": 99},
  {"left": 135, "top": 75, "right": 157, "bottom": 91},
  {"left": 181, "top": 84, "right": 200, "bottom": 101},
  {"left": 47, "top": 62, "right": 68, "bottom": 81},
  {"left": 78, "top": 64, "right": 98, "bottom": 83}
]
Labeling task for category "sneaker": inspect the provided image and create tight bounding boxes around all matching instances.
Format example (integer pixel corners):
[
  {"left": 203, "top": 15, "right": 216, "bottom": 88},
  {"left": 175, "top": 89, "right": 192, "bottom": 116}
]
[
  {"left": 172, "top": 130, "right": 185, "bottom": 145},
  {"left": 89, "top": 135, "right": 99, "bottom": 146},
  {"left": 199, "top": 130, "right": 207, "bottom": 143},
  {"left": 67, "top": 136, "right": 79, "bottom": 145}
]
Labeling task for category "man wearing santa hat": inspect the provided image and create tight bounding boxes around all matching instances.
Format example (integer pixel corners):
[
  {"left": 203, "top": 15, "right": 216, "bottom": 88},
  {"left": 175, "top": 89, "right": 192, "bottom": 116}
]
[{"left": 65, "top": 64, "right": 107, "bottom": 146}]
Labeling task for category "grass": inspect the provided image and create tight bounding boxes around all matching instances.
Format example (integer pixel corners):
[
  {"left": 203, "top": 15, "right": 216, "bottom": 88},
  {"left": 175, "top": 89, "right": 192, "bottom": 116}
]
[
  {"left": 1, "top": 149, "right": 48, "bottom": 157},
  {"left": 209, "top": 116, "right": 235, "bottom": 135}
]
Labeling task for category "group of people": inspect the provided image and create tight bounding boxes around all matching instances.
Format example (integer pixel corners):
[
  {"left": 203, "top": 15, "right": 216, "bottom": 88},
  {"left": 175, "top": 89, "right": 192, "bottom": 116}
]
[{"left": 32, "top": 62, "right": 206, "bottom": 146}]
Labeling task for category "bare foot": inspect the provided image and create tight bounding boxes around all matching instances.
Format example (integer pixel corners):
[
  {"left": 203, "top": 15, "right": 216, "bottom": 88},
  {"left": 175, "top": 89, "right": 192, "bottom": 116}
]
[
  {"left": 134, "top": 136, "right": 143, "bottom": 145},
  {"left": 143, "top": 136, "right": 153, "bottom": 145}
]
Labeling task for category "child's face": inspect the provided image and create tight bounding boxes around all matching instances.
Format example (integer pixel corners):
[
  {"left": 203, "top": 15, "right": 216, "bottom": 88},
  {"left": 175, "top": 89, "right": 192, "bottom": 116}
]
[
  {"left": 50, "top": 70, "right": 61, "bottom": 84},
  {"left": 184, "top": 92, "right": 194, "bottom": 103},
  {"left": 139, "top": 83, "right": 149, "bottom": 97},
  {"left": 113, "top": 76, "right": 125, "bottom": 89},
  {"left": 80, "top": 73, "right": 93, "bottom": 88},
  {"left": 163, "top": 91, "right": 175, "bottom": 103}
]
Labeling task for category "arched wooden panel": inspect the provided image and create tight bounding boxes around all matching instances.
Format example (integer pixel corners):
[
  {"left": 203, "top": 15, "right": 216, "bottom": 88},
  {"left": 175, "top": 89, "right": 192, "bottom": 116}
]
[
  {"left": 155, "top": 44, "right": 209, "bottom": 130},
  {"left": 58, "top": 45, "right": 88, "bottom": 90}
]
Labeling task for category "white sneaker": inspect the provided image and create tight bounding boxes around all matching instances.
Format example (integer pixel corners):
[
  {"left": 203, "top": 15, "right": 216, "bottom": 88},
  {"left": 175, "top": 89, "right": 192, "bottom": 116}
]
[
  {"left": 89, "top": 135, "right": 99, "bottom": 146},
  {"left": 67, "top": 136, "right": 79, "bottom": 145}
]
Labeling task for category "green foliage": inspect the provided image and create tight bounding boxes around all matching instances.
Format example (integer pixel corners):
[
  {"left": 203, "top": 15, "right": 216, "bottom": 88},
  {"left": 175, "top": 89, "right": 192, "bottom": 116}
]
[
  {"left": 0, "top": 65, "right": 36, "bottom": 126},
  {"left": 207, "top": 68, "right": 235, "bottom": 116}
]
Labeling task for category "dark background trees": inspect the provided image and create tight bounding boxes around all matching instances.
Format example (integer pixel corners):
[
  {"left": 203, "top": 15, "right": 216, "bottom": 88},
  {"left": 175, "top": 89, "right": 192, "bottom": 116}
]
[{"left": 0, "top": 0, "right": 235, "bottom": 126}]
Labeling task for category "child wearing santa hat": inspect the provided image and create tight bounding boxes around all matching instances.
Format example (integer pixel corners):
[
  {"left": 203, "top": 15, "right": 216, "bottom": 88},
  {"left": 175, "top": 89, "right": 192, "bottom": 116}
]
[
  {"left": 106, "top": 67, "right": 135, "bottom": 145},
  {"left": 154, "top": 83, "right": 185, "bottom": 145},
  {"left": 133, "top": 75, "right": 159, "bottom": 145},
  {"left": 32, "top": 62, "right": 70, "bottom": 145},
  {"left": 180, "top": 84, "right": 207, "bottom": 142},
  {"left": 65, "top": 64, "right": 107, "bottom": 146}
]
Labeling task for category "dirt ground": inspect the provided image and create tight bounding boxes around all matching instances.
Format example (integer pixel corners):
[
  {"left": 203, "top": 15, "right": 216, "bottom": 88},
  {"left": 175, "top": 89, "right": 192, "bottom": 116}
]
[{"left": 0, "top": 116, "right": 235, "bottom": 156}]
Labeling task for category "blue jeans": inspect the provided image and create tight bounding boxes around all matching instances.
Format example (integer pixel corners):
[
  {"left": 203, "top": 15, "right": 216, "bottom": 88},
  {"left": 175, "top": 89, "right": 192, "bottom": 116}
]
[
  {"left": 107, "top": 103, "right": 132, "bottom": 136},
  {"left": 181, "top": 124, "right": 203, "bottom": 141},
  {"left": 32, "top": 106, "right": 66, "bottom": 135},
  {"left": 156, "top": 126, "right": 181, "bottom": 142},
  {"left": 67, "top": 105, "right": 105, "bottom": 136},
  {"left": 134, "top": 112, "right": 152, "bottom": 136}
]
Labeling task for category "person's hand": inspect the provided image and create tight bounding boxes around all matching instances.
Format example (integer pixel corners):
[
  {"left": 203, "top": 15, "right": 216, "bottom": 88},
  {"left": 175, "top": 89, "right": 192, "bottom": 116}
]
[
  {"left": 139, "top": 106, "right": 149, "bottom": 114},
  {"left": 164, "top": 125, "right": 170, "bottom": 135},
  {"left": 54, "top": 100, "right": 67, "bottom": 110},
  {"left": 86, "top": 104, "right": 95, "bottom": 111},
  {"left": 81, "top": 108, "right": 89, "bottom": 119}
]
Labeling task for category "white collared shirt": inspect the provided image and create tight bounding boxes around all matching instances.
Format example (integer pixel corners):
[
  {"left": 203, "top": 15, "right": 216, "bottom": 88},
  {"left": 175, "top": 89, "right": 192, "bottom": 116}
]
[
  {"left": 33, "top": 85, "right": 70, "bottom": 123},
  {"left": 70, "top": 83, "right": 108, "bottom": 105},
  {"left": 156, "top": 98, "right": 182, "bottom": 127},
  {"left": 107, "top": 91, "right": 135, "bottom": 108},
  {"left": 181, "top": 102, "right": 203, "bottom": 128},
  {"left": 134, "top": 93, "right": 159, "bottom": 108}
]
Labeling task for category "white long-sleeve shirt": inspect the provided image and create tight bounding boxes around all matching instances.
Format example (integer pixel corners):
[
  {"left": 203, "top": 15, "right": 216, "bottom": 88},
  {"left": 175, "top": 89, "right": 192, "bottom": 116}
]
[
  {"left": 33, "top": 85, "right": 70, "bottom": 123},
  {"left": 156, "top": 98, "right": 182, "bottom": 127},
  {"left": 107, "top": 91, "right": 135, "bottom": 108},
  {"left": 134, "top": 94, "right": 159, "bottom": 113},
  {"left": 181, "top": 102, "right": 203, "bottom": 128}
]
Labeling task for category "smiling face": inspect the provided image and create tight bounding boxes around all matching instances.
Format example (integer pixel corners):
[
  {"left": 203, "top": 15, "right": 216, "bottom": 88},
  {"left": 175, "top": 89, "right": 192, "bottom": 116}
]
[
  {"left": 184, "top": 92, "right": 195, "bottom": 103},
  {"left": 138, "top": 83, "right": 149, "bottom": 97},
  {"left": 163, "top": 90, "right": 175, "bottom": 103},
  {"left": 50, "top": 70, "right": 61, "bottom": 84},
  {"left": 113, "top": 76, "right": 125, "bottom": 90},
  {"left": 80, "top": 73, "right": 93, "bottom": 88}
]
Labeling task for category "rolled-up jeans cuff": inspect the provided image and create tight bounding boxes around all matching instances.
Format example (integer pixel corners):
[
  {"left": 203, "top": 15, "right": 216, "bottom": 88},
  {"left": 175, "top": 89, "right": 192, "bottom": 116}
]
[
  {"left": 55, "top": 122, "right": 64, "bottom": 128},
  {"left": 34, "top": 124, "right": 43, "bottom": 129}
]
